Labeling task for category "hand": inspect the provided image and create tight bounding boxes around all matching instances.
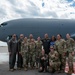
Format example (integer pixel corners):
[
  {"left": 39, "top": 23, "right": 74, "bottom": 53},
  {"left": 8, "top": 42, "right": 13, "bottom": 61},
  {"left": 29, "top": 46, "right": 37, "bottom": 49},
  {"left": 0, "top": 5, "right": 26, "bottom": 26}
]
[
  {"left": 41, "top": 57, "right": 44, "bottom": 59},
  {"left": 19, "top": 52, "right": 22, "bottom": 54},
  {"left": 9, "top": 52, "right": 11, "bottom": 55},
  {"left": 63, "top": 52, "right": 66, "bottom": 56},
  {"left": 43, "top": 57, "right": 46, "bottom": 60},
  {"left": 39, "top": 67, "right": 42, "bottom": 70},
  {"left": 72, "top": 52, "right": 74, "bottom": 56},
  {"left": 49, "top": 61, "right": 53, "bottom": 66},
  {"left": 19, "top": 52, "right": 21, "bottom": 54}
]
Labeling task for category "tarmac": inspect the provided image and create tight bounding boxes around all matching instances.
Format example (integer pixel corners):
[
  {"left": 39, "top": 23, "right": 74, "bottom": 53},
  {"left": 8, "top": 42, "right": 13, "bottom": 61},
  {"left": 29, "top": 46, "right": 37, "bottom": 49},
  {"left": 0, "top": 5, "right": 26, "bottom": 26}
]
[{"left": 0, "top": 46, "right": 74, "bottom": 75}]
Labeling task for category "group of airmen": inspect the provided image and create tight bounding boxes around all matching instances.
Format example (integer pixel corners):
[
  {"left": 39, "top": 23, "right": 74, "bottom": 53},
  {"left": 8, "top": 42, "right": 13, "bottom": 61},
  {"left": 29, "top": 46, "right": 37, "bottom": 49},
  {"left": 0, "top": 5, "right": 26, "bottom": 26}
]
[{"left": 8, "top": 33, "right": 75, "bottom": 74}]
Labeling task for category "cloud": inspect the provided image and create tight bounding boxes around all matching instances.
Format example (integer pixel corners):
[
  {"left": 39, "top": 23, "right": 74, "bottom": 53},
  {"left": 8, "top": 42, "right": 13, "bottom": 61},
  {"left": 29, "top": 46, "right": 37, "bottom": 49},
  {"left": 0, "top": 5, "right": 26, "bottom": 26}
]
[
  {"left": 1, "top": 0, "right": 75, "bottom": 46},
  {"left": 66, "top": 0, "right": 73, "bottom": 2},
  {"left": 7, "top": 0, "right": 16, "bottom": 5},
  {"left": 0, "top": 0, "right": 75, "bottom": 24},
  {"left": 0, "top": 7, "right": 7, "bottom": 18}
]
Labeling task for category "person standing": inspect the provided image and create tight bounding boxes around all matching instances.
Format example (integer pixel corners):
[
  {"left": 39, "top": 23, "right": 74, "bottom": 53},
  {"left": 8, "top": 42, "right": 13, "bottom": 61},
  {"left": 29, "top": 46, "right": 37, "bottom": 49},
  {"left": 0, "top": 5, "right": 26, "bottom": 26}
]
[
  {"left": 50, "top": 35, "right": 56, "bottom": 47},
  {"left": 41, "top": 34, "right": 50, "bottom": 55},
  {"left": 55, "top": 34, "right": 66, "bottom": 72},
  {"left": 8, "top": 34, "right": 18, "bottom": 71},
  {"left": 35, "top": 37, "right": 42, "bottom": 69},
  {"left": 21, "top": 37, "right": 29, "bottom": 71},
  {"left": 66, "top": 33, "right": 75, "bottom": 54},
  {"left": 28, "top": 34, "right": 34, "bottom": 43},
  {"left": 28, "top": 39, "right": 36, "bottom": 69},
  {"left": 17, "top": 34, "right": 24, "bottom": 69},
  {"left": 65, "top": 33, "right": 75, "bottom": 74}
]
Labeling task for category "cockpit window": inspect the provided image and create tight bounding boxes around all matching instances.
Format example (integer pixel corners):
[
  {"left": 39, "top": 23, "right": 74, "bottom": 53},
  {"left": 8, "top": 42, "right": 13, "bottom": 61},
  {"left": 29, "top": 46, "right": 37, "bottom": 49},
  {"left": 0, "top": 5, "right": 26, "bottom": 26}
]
[{"left": 0, "top": 22, "right": 7, "bottom": 27}]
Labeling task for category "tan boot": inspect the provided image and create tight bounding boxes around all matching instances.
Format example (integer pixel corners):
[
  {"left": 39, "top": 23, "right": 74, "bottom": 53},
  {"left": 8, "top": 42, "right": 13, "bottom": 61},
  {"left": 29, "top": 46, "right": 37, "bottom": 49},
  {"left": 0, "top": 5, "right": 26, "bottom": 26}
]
[
  {"left": 10, "top": 69, "right": 14, "bottom": 72},
  {"left": 24, "top": 65, "right": 28, "bottom": 71},
  {"left": 24, "top": 67, "right": 28, "bottom": 71},
  {"left": 17, "top": 67, "right": 21, "bottom": 70}
]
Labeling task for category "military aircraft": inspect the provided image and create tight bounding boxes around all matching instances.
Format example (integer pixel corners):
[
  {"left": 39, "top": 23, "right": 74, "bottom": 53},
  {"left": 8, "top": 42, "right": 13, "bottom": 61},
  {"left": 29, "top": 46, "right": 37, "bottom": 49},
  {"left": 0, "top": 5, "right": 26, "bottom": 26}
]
[{"left": 0, "top": 18, "right": 75, "bottom": 42}]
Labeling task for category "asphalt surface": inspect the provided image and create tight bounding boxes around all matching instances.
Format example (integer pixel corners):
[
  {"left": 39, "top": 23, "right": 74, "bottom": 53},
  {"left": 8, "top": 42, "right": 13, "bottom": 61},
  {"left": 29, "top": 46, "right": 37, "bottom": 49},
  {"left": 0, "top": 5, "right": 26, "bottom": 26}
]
[
  {"left": 0, "top": 63, "right": 66, "bottom": 75},
  {"left": 0, "top": 46, "right": 72, "bottom": 75}
]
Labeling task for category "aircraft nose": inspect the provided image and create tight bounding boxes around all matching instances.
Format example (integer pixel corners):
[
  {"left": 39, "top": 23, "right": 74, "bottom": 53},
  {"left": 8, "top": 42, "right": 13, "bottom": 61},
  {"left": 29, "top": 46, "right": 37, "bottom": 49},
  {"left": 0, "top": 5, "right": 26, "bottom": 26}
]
[{"left": 0, "top": 22, "right": 7, "bottom": 27}]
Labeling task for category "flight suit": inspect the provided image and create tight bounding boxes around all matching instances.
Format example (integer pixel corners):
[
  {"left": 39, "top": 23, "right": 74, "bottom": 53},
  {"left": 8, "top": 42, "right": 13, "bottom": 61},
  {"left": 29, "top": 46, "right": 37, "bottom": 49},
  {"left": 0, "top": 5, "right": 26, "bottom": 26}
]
[
  {"left": 8, "top": 39, "right": 18, "bottom": 69},
  {"left": 17, "top": 39, "right": 23, "bottom": 69}
]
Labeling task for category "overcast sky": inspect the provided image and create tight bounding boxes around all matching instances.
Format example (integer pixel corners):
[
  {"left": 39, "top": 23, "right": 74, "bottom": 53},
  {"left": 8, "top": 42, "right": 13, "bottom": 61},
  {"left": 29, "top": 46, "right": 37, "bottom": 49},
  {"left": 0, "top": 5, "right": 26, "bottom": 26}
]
[
  {"left": 0, "top": 0, "right": 75, "bottom": 45},
  {"left": 0, "top": 0, "right": 75, "bottom": 24}
]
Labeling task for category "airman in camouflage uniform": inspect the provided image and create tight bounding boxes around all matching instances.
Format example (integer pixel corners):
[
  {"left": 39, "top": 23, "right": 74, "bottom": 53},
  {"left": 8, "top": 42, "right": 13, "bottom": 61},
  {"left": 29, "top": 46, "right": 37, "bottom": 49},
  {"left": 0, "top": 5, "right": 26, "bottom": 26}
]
[
  {"left": 68, "top": 52, "right": 73, "bottom": 74},
  {"left": 28, "top": 39, "right": 36, "bottom": 69},
  {"left": 21, "top": 37, "right": 29, "bottom": 71},
  {"left": 65, "top": 33, "right": 75, "bottom": 74},
  {"left": 49, "top": 46, "right": 61, "bottom": 73},
  {"left": 66, "top": 33, "right": 75, "bottom": 53},
  {"left": 28, "top": 34, "right": 34, "bottom": 43},
  {"left": 55, "top": 34, "right": 66, "bottom": 72},
  {"left": 35, "top": 37, "right": 42, "bottom": 69}
]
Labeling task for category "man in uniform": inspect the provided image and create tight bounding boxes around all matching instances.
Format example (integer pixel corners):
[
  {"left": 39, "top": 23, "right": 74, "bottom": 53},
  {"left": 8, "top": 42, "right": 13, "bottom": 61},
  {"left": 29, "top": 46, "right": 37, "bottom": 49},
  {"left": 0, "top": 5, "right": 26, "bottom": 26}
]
[
  {"left": 55, "top": 34, "right": 66, "bottom": 72},
  {"left": 39, "top": 49, "right": 48, "bottom": 72},
  {"left": 35, "top": 37, "right": 42, "bottom": 69},
  {"left": 21, "top": 37, "right": 29, "bottom": 71},
  {"left": 41, "top": 34, "right": 50, "bottom": 55},
  {"left": 8, "top": 34, "right": 18, "bottom": 71},
  {"left": 28, "top": 34, "right": 34, "bottom": 43},
  {"left": 17, "top": 34, "right": 24, "bottom": 69},
  {"left": 48, "top": 46, "right": 61, "bottom": 73}
]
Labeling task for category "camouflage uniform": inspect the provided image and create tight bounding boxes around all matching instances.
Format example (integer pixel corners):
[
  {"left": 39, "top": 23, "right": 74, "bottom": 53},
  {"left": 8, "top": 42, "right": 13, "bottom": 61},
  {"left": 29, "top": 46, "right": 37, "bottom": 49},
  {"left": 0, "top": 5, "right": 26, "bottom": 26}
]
[
  {"left": 66, "top": 38, "right": 75, "bottom": 53},
  {"left": 55, "top": 39, "right": 66, "bottom": 71},
  {"left": 28, "top": 39, "right": 35, "bottom": 43},
  {"left": 66, "top": 38, "right": 74, "bottom": 74},
  {"left": 21, "top": 41, "right": 29, "bottom": 69},
  {"left": 28, "top": 41, "right": 36, "bottom": 68},
  {"left": 35, "top": 41, "right": 42, "bottom": 68},
  {"left": 68, "top": 53, "right": 73, "bottom": 74},
  {"left": 48, "top": 51, "right": 60, "bottom": 72}
]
